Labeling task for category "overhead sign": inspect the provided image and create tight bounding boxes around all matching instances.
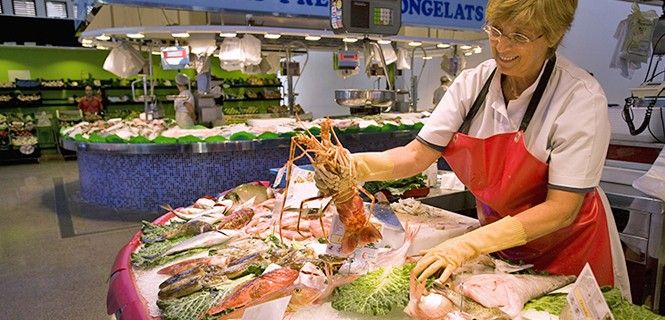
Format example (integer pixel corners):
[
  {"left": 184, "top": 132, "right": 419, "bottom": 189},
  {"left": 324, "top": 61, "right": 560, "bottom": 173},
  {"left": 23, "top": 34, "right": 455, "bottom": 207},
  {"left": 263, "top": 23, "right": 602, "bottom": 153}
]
[
  {"left": 160, "top": 46, "right": 190, "bottom": 70},
  {"left": 89, "top": 0, "right": 485, "bottom": 30}
]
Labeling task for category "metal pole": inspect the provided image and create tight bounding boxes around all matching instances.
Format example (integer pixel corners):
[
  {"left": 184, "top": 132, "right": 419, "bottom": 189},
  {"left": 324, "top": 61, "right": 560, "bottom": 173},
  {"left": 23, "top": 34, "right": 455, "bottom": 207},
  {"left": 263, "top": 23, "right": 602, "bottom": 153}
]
[{"left": 286, "top": 45, "right": 295, "bottom": 115}]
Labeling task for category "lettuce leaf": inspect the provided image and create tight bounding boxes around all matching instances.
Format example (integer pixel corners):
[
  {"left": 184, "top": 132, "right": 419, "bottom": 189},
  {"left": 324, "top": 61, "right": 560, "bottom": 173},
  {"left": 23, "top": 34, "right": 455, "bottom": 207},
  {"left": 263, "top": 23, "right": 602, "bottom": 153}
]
[{"left": 331, "top": 263, "right": 415, "bottom": 316}]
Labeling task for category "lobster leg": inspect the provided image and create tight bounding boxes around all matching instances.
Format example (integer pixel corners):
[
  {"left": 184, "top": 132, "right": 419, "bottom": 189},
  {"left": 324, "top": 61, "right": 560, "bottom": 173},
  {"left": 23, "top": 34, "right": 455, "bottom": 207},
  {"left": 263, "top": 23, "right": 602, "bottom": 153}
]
[
  {"left": 357, "top": 185, "right": 376, "bottom": 216},
  {"left": 297, "top": 195, "right": 327, "bottom": 237},
  {"left": 279, "top": 137, "right": 298, "bottom": 242}
]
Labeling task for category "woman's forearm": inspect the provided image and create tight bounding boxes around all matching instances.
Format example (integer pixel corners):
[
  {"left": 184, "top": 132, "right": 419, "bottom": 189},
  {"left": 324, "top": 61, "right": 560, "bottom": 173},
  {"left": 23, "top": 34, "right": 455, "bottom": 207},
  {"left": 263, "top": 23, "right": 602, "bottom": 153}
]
[
  {"left": 384, "top": 139, "right": 441, "bottom": 179},
  {"left": 514, "top": 188, "right": 585, "bottom": 241}
]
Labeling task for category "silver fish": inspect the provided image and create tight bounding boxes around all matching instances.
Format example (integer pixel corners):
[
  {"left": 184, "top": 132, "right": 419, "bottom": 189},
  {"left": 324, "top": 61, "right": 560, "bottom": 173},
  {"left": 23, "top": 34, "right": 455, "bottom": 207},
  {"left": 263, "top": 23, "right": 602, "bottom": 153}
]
[
  {"left": 223, "top": 183, "right": 273, "bottom": 205},
  {"left": 159, "top": 230, "right": 239, "bottom": 258}
]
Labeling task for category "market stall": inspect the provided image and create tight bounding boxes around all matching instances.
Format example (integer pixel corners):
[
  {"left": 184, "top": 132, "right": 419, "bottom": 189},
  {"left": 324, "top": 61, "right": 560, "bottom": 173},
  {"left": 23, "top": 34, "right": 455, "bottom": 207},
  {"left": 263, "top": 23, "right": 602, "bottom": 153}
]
[
  {"left": 62, "top": 116, "right": 426, "bottom": 210},
  {"left": 106, "top": 177, "right": 664, "bottom": 320}
]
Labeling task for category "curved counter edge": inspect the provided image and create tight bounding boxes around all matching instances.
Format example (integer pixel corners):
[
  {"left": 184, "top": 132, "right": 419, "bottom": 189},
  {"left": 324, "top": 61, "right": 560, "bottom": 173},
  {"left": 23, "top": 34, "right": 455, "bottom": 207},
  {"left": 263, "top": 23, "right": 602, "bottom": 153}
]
[{"left": 61, "top": 130, "right": 419, "bottom": 155}]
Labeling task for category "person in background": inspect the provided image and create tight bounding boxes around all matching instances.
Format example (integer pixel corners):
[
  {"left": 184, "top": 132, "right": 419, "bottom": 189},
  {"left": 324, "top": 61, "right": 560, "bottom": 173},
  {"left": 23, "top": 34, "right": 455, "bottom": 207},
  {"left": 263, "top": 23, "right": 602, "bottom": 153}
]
[
  {"left": 78, "top": 85, "right": 103, "bottom": 119},
  {"left": 174, "top": 73, "right": 196, "bottom": 128},
  {"left": 432, "top": 75, "right": 451, "bottom": 106},
  {"left": 315, "top": 0, "right": 631, "bottom": 298}
]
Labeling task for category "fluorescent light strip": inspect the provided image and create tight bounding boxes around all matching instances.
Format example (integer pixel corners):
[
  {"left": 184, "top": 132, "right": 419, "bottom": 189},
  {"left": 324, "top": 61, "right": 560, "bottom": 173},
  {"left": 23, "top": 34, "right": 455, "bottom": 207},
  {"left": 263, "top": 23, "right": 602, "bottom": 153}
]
[
  {"left": 377, "top": 39, "right": 391, "bottom": 45},
  {"left": 171, "top": 32, "right": 190, "bottom": 38},
  {"left": 460, "top": 44, "right": 472, "bottom": 50},
  {"left": 464, "top": 51, "right": 473, "bottom": 56},
  {"left": 82, "top": 43, "right": 94, "bottom": 48},
  {"left": 81, "top": 39, "right": 93, "bottom": 44},
  {"left": 437, "top": 43, "right": 451, "bottom": 49},
  {"left": 408, "top": 41, "right": 422, "bottom": 47},
  {"left": 305, "top": 35, "right": 321, "bottom": 41},
  {"left": 264, "top": 33, "right": 281, "bottom": 39},
  {"left": 422, "top": 56, "right": 433, "bottom": 60},
  {"left": 220, "top": 32, "right": 237, "bottom": 38},
  {"left": 95, "top": 34, "right": 110, "bottom": 41},
  {"left": 342, "top": 37, "right": 358, "bottom": 43},
  {"left": 126, "top": 33, "right": 145, "bottom": 39}
]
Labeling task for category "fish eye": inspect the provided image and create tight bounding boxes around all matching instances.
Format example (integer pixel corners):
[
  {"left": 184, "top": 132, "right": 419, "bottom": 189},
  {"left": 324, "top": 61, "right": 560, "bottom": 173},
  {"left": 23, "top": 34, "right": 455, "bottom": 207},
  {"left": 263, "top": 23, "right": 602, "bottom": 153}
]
[{"left": 295, "top": 288, "right": 302, "bottom": 293}]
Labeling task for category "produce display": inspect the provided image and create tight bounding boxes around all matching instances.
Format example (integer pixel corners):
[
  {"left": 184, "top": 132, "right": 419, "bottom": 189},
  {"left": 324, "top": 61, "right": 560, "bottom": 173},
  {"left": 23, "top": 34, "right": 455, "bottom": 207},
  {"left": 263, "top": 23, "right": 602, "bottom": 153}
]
[
  {"left": 4, "top": 113, "right": 38, "bottom": 147},
  {"left": 0, "top": 114, "right": 9, "bottom": 149}
]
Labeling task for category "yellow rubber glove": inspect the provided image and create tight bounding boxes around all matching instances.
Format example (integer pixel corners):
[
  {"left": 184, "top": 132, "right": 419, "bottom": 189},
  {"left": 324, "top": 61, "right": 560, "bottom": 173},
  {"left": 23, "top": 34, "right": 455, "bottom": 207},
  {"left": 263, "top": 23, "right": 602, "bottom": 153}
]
[
  {"left": 352, "top": 152, "right": 396, "bottom": 182},
  {"left": 413, "top": 215, "right": 527, "bottom": 283}
]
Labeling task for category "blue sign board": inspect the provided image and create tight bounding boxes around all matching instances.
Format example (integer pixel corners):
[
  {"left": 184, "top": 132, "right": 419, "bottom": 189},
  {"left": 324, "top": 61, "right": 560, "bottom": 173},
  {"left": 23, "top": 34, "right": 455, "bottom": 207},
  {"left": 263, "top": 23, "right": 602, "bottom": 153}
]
[{"left": 88, "top": 0, "right": 485, "bottom": 30}]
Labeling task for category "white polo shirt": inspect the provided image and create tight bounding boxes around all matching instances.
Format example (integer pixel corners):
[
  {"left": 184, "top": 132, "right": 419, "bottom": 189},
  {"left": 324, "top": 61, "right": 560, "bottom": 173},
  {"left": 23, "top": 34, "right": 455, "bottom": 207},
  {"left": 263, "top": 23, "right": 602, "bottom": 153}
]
[{"left": 417, "top": 53, "right": 610, "bottom": 191}]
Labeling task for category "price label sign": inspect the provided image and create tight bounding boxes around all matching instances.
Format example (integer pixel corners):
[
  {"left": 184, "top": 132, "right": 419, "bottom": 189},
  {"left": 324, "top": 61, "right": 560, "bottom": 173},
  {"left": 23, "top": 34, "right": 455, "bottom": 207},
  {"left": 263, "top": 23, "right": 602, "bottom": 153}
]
[
  {"left": 160, "top": 46, "right": 190, "bottom": 70},
  {"left": 566, "top": 264, "right": 613, "bottom": 320}
]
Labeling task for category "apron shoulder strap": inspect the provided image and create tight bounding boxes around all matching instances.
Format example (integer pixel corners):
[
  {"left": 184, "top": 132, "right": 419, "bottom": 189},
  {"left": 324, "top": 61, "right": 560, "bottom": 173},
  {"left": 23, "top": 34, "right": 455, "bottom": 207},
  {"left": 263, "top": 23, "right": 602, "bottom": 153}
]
[
  {"left": 519, "top": 56, "right": 557, "bottom": 131},
  {"left": 458, "top": 69, "right": 496, "bottom": 135}
]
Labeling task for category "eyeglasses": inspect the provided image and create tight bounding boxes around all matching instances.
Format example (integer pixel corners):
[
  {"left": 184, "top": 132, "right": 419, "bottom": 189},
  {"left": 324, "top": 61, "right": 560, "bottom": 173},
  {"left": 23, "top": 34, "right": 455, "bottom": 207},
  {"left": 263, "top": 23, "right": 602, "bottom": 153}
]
[{"left": 483, "top": 24, "right": 543, "bottom": 45}]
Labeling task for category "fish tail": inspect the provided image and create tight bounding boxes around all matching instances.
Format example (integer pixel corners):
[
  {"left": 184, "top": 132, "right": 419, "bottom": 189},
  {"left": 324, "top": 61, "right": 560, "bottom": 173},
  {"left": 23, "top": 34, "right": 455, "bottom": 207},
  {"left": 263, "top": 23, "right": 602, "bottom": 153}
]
[
  {"left": 340, "top": 223, "right": 382, "bottom": 254},
  {"left": 357, "top": 223, "right": 382, "bottom": 246},
  {"left": 340, "top": 231, "right": 360, "bottom": 255}
]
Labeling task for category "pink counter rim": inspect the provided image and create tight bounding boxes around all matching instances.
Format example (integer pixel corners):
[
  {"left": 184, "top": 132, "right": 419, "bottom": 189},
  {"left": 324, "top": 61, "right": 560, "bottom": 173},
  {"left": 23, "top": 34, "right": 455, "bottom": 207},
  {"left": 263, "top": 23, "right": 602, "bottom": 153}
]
[{"left": 106, "top": 181, "right": 270, "bottom": 320}]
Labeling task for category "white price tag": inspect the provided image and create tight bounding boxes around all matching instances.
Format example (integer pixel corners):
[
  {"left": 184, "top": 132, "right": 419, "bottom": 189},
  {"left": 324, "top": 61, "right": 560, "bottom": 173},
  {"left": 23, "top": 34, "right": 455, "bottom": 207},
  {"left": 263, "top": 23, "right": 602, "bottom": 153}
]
[
  {"left": 241, "top": 295, "right": 292, "bottom": 320},
  {"left": 566, "top": 264, "right": 613, "bottom": 320}
]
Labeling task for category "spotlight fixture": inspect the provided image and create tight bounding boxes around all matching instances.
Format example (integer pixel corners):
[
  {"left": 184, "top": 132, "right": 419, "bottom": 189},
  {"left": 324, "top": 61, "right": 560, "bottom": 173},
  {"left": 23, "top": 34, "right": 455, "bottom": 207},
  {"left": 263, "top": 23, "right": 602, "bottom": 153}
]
[
  {"left": 95, "top": 34, "right": 111, "bottom": 41},
  {"left": 171, "top": 32, "right": 190, "bottom": 38},
  {"left": 264, "top": 33, "right": 281, "bottom": 39},
  {"left": 437, "top": 43, "right": 451, "bottom": 49},
  {"left": 408, "top": 41, "right": 422, "bottom": 47},
  {"left": 342, "top": 37, "right": 359, "bottom": 43},
  {"left": 126, "top": 33, "right": 145, "bottom": 39},
  {"left": 220, "top": 32, "right": 237, "bottom": 38},
  {"left": 377, "top": 39, "right": 392, "bottom": 45},
  {"left": 305, "top": 35, "right": 321, "bottom": 41}
]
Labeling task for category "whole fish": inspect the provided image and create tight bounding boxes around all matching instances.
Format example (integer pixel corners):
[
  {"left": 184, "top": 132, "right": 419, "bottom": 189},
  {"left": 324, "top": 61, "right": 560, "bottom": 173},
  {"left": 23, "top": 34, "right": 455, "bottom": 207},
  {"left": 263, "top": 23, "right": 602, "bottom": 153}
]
[
  {"left": 148, "top": 230, "right": 239, "bottom": 259},
  {"left": 216, "top": 207, "right": 255, "bottom": 230},
  {"left": 158, "top": 265, "right": 228, "bottom": 299},
  {"left": 431, "top": 283, "right": 511, "bottom": 320},
  {"left": 216, "top": 284, "right": 323, "bottom": 320},
  {"left": 223, "top": 183, "right": 273, "bottom": 206},
  {"left": 157, "top": 255, "right": 230, "bottom": 276},
  {"left": 222, "top": 252, "right": 269, "bottom": 279},
  {"left": 189, "top": 206, "right": 228, "bottom": 225},
  {"left": 459, "top": 273, "right": 576, "bottom": 318},
  {"left": 206, "top": 267, "right": 299, "bottom": 316}
]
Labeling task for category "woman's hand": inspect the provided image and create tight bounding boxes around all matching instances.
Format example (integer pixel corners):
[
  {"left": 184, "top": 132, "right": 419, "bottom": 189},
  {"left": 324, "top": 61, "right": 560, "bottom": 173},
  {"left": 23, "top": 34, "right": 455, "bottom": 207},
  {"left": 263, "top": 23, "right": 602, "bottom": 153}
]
[
  {"left": 413, "top": 235, "right": 478, "bottom": 283},
  {"left": 412, "top": 216, "right": 528, "bottom": 283}
]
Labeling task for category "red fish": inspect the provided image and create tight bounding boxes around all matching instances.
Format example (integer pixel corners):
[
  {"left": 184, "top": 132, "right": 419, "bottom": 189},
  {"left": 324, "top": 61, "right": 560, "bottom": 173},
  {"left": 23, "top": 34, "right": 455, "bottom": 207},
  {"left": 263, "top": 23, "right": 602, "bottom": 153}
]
[{"left": 206, "top": 267, "right": 299, "bottom": 316}]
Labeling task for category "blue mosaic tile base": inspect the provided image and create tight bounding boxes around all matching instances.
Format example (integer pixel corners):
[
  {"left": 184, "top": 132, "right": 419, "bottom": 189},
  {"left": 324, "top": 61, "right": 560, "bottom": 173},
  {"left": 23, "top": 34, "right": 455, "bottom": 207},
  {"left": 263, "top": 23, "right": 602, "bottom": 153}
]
[{"left": 77, "top": 133, "right": 419, "bottom": 211}]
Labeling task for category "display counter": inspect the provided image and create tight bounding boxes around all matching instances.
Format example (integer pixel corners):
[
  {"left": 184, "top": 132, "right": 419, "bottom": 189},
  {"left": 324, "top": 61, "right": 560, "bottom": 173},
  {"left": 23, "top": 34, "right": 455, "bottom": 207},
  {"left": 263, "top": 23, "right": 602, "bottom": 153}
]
[{"left": 63, "top": 130, "right": 419, "bottom": 211}]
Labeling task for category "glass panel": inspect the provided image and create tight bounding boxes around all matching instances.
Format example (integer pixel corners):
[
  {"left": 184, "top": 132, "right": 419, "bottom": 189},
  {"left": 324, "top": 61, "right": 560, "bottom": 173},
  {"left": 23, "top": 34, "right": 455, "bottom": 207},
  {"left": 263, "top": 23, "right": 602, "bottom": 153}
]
[
  {"left": 46, "top": 1, "right": 67, "bottom": 18},
  {"left": 13, "top": 0, "right": 37, "bottom": 17}
]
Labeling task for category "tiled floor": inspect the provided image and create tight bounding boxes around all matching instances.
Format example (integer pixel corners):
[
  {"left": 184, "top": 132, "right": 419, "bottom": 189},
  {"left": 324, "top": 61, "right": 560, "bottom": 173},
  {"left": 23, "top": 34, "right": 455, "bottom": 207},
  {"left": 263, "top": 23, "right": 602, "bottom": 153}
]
[{"left": 0, "top": 160, "right": 160, "bottom": 320}]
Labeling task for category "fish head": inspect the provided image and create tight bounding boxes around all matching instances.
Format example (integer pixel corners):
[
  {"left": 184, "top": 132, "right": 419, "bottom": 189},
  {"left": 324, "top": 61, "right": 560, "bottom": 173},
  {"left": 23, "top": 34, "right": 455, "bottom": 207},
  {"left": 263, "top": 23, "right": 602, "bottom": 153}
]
[{"left": 287, "top": 285, "right": 323, "bottom": 312}]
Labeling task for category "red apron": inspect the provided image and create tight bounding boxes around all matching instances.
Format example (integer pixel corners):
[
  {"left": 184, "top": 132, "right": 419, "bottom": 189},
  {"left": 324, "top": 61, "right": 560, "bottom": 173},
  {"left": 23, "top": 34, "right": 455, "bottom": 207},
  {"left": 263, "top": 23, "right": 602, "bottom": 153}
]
[{"left": 441, "top": 57, "right": 614, "bottom": 286}]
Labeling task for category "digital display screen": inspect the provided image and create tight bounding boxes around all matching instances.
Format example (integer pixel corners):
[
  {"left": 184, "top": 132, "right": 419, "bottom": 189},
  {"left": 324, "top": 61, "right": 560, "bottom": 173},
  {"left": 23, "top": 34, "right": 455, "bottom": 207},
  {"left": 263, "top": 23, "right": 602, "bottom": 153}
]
[{"left": 350, "top": 1, "right": 370, "bottom": 29}]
